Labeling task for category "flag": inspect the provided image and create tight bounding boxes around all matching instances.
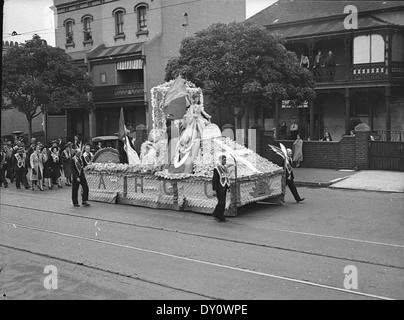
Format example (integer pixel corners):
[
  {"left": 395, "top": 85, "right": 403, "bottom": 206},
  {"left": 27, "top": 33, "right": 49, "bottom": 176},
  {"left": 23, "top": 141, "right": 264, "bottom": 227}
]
[
  {"left": 124, "top": 136, "right": 141, "bottom": 165},
  {"left": 118, "top": 107, "right": 126, "bottom": 141},
  {"left": 164, "top": 75, "right": 188, "bottom": 107}
]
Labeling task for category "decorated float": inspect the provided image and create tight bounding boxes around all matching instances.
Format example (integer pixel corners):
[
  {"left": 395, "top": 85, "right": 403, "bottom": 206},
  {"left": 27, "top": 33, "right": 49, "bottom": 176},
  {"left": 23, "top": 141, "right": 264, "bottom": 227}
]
[{"left": 84, "top": 78, "right": 285, "bottom": 216}]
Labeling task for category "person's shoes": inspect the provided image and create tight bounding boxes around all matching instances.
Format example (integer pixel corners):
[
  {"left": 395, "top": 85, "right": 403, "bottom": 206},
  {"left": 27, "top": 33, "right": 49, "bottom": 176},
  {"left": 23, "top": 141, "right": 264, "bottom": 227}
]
[
  {"left": 16, "top": 186, "right": 21, "bottom": 189},
  {"left": 25, "top": 186, "right": 30, "bottom": 189},
  {"left": 48, "top": 185, "right": 53, "bottom": 189},
  {"left": 82, "top": 202, "right": 90, "bottom": 207},
  {"left": 39, "top": 186, "right": 44, "bottom": 191},
  {"left": 31, "top": 186, "right": 34, "bottom": 190},
  {"left": 58, "top": 185, "right": 63, "bottom": 188},
  {"left": 73, "top": 204, "right": 80, "bottom": 207},
  {"left": 214, "top": 216, "right": 226, "bottom": 222},
  {"left": 297, "top": 198, "right": 305, "bottom": 203}
]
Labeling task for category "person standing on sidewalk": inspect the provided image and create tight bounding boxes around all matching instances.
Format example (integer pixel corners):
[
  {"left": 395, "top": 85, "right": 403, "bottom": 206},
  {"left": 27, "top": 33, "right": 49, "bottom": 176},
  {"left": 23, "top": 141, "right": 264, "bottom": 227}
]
[
  {"left": 5, "top": 141, "right": 14, "bottom": 183},
  {"left": 285, "top": 149, "right": 305, "bottom": 203},
  {"left": 0, "top": 144, "right": 8, "bottom": 188},
  {"left": 71, "top": 148, "right": 90, "bottom": 208},
  {"left": 290, "top": 120, "right": 299, "bottom": 140},
  {"left": 212, "top": 155, "right": 230, "bottom": 222},
  {"left": 50, "top": 146, "right": 63, "bottom": 188},
  {"left": 62, "top": 142, "right": 74, "bottom": 186},
  {"left": 13, "top": 147, "right": 30, "bottom": 189},
  {"left": 292, "top": 134, "right": 303, "bottom": 167},
  {"left": 29, "top": 144, "right": 44, "bottom": 191}
]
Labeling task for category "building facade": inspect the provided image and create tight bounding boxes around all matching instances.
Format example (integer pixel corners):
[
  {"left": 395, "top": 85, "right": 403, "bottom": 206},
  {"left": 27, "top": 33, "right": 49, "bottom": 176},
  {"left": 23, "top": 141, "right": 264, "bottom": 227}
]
[
  {"left": 51, "top": 0, "right": 245, "bottom": 142},
  {"left": 248, "top": 0, "right": 404, "bottom": 141}
]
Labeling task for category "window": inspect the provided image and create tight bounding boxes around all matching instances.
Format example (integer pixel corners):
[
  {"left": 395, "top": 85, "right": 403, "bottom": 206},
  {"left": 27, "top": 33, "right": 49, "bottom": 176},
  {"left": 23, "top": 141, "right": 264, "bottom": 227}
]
[
  {"left": 353, "top": 34, "right": 385, "bottom": 64},
  {"left": 116, "top": 11, "right": 124, "bottom": 34},
  {"left": 82, "top": 15, "right": 93, "bottom": 42},
  {"left": 135, "top": 3, "right": 149, "bottom": 36},
  {"left": 392, "top": 34, "right": 404, "bottom": 62},
  {"left": 138, "top": 6, "right": 147, "bottom": 31},
  {"left": 101, "top": 73, "right": 106, "bottom": 84},
  {"left": 64, "top": 19, "right": 75, "bottom": 45},
  {"left": 113, "top": 8, "right": 126, "bottom": 40}
]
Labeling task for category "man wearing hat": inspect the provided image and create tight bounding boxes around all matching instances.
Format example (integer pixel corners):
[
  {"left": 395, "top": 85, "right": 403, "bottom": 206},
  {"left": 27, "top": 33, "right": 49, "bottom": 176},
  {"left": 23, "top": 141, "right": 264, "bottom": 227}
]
[
  {"left": 0, "top": 143, "right": 8, "bottom": 188},
  {"left": 285, "top": 148, "right": 305, "bottom": 203},
  {"left": 71, "top": 148, "right": 90, "bottom": 207},
  {"left": 13, "top": 147, "right": 30, "bottom": 189},
  {"left": 62, "top": 142, "right": 73, "bottom": 186}
]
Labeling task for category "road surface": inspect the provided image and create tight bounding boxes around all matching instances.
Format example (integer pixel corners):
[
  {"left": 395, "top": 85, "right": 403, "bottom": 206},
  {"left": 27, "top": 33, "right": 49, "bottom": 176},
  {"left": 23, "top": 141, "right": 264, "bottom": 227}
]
[{"left": 1, "top": 185, "right": 403, "bottom": 301}]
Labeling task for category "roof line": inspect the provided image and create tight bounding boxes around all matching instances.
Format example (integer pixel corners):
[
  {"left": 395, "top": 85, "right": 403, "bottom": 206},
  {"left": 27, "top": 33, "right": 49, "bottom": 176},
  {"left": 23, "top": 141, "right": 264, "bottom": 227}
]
[
  {"left": 369, "top": 14, "right": 399, "bottom": 26},
  {"left": 248, "top": 1, "right": 404, "bottom": 29}
]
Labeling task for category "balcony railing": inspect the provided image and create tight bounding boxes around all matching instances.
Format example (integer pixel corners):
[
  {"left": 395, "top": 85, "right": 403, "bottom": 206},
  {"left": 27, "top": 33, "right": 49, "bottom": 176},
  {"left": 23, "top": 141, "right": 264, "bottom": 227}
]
[
  {"left": 312, "top": 62, "right": 399, "bottom": 83},
  {"left": 312, "top": 65, "right": 349, "bottom": 82},
  {"left": 92, "top": 83, "right": 144, "bottom": 101}
]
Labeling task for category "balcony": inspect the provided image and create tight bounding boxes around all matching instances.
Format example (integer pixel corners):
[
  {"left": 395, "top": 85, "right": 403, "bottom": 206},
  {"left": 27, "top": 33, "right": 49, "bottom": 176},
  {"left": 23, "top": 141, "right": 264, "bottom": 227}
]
[
  {"left": 92, "top": 83, "right": 144, "bottom": 101},
  {"left": 312, "top": 62, "right": 404, "bottom": 84}
]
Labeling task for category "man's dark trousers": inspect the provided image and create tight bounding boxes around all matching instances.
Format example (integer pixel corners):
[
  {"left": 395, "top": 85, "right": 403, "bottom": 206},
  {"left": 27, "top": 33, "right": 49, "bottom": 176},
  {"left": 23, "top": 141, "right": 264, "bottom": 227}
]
[
  {"left": 286, "top": 178, "right": 301, "bottom": 202},
  {"left": 15, "top": 167, "right": 29, "bottom": 189},
  {"left": 72, "top": 175, "right": 89, "bottom": 205}
]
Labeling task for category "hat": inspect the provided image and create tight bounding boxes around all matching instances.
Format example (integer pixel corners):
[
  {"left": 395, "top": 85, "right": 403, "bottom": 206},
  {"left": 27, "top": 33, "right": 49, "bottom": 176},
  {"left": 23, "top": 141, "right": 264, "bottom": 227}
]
[
  {"left": 51, "top": 146, "right": 59, "bottom": 152},
  {"left": 51, "top": 140, "right": 58, "bottom": 144},
  {"left": 17, "top": 147, "right": 24, "bottom": 152}
]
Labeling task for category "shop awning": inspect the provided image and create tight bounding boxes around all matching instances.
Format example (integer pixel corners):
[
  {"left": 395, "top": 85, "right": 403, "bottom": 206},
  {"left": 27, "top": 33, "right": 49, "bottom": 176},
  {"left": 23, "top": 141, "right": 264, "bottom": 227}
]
[
  {"left": 116, "top": 59, "right": 144, "bottom": 70},
  {"left": 88, "top": 43, "right": 143, "bottom": 61}
]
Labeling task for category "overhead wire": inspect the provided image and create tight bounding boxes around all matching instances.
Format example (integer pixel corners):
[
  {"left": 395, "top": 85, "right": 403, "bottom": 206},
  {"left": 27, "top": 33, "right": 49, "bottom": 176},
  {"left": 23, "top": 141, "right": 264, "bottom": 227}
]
[{"left": 3, "top": 0, "right": 202, "bottom": 40}]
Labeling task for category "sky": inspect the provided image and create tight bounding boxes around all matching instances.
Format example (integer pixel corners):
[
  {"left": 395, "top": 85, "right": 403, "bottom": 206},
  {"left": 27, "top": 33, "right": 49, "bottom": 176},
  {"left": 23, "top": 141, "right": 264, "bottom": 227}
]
[{"left": 2, "top": 0, "right": 277, "bottom": 47}]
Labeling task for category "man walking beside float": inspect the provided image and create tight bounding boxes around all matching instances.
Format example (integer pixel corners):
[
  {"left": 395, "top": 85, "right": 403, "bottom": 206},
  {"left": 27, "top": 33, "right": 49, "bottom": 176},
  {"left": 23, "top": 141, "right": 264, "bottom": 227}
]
[{"left": 71, "top": 148, "right": 90, "bottom": 208}]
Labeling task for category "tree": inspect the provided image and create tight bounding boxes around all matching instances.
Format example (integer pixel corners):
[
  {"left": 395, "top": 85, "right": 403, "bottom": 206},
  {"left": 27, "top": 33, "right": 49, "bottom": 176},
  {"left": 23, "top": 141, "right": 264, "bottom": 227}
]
[
  {"left": 2, "top": 35, "right": 94, "bottom": 140},
  {"left": 165, "top": 22, "right": 316, "bottom": 131}
]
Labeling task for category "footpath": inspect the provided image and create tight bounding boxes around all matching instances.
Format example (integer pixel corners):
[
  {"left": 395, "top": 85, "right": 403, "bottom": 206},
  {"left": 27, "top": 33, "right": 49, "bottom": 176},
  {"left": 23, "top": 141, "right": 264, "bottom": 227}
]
[{"left": 294, "top": 167, "right": 404, "bottom": 193}]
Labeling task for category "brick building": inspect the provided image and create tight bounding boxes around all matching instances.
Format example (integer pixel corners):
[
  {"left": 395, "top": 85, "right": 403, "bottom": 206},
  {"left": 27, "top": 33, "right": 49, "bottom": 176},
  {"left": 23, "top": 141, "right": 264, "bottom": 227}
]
[
  {"left": 50, "top": 0, "right": 245, "bottom": 142},
  {"left": 248, "top": 0, "right": 404, "bottom": 142}
]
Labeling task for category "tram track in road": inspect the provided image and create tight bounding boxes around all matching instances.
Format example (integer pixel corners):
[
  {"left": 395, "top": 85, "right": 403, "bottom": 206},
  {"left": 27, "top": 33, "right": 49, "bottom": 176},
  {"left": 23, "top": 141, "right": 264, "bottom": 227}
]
[
  {"left": 1, "top": 202, "right": 403, "bottom": 271},
  {"left": 0, "top": 243, "right": 220, "bottom": 300},
  {"left": 0, "top": 221, "right": 396, "bottom": 300}
]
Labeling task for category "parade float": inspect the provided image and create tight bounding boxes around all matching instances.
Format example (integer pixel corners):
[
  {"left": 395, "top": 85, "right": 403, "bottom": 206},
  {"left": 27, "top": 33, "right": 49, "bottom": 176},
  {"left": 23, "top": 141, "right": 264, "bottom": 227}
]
[{"left": 84, "top": 78, "right": 285, "bottom": 216}]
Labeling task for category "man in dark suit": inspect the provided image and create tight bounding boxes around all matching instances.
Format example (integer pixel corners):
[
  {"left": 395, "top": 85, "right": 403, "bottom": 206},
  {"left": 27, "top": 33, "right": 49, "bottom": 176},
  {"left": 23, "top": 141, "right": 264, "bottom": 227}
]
[
  {"left": 71, "top": 148, "right": 90, "bottom": 207},
  {"left": 212, "top": 155, "right": 230, "bottom": 222},
  {"left": 285, "top": 149, "right": 305, "bottom": 203}
]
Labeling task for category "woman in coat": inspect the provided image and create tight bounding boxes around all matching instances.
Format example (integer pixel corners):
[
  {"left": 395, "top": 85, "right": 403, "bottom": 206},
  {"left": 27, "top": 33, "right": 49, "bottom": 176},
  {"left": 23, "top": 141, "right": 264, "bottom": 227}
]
[
  {"left": 42, "top": 146, "right": 53, "bottom": 189},
  {"left": 50, "top": 146, "right": 63, "bottom": 188},
  {"left": 292, "top": 134, "right": 304, "bottom": 167},
  {"left": 30, "top": 145, "right": 44, "bottom": 191},
  {"left": 62, "top": 142, "right": 73, "bottom": 186}
]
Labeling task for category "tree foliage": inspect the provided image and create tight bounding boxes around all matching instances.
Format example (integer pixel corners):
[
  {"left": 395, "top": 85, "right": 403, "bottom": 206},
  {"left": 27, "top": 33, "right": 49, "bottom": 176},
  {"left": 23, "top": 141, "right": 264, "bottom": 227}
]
[
  {"left": 165, "top": 22, "right": 316, "bottom": 122},
  {"left": 2, "top": 35, "right": 94, "bottom": 138}
]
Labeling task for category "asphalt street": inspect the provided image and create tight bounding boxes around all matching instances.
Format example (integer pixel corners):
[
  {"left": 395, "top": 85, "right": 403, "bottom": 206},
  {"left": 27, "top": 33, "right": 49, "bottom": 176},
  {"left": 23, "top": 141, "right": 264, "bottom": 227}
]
[{"left": 0, "top": 184, "right": 403, "bottom": 300}]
